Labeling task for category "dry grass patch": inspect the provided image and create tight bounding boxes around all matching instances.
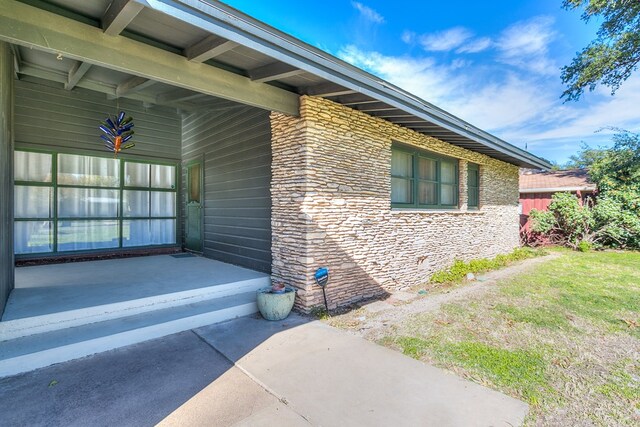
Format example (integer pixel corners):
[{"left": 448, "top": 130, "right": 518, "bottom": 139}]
[{"left": 333, "top": 250, "right": 640, "bottom": 426}]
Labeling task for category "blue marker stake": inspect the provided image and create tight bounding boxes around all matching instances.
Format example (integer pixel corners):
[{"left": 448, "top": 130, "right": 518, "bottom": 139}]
[{"left": 314, "top": 267, "right": 329, "bottom": 312}]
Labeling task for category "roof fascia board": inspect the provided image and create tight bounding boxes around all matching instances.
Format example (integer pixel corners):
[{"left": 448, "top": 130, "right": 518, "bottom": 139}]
[
  {"left": 520, "top": 186, "right": 596, "bottom": 193},
  {"left": 147, "top": 0, "right": 550, "bottom": 169}
]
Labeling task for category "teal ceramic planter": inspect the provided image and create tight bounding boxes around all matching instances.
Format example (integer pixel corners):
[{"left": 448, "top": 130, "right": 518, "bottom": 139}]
[{"left": 256, "top": 286, "right": 296, "bottom": 321}]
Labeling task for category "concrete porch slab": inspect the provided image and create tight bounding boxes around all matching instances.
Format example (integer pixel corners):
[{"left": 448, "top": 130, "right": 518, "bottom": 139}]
[
  {"left": 196, "top": 315, "right": 529, "bottom": 427},
  {"left": 0, "top": 255, "right": 272, "bottom": 377},
  {"left": 4, "top": 254, "right": 269, "bottom": 321}
]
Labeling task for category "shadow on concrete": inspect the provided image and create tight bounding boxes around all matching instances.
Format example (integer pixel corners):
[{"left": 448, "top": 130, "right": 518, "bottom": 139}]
[
  {"left": 0, "top": 314, "right": 311, "bottom": 427},
  {"left": 194, "top": 313, "right": 310, "bottom": 363},
  {"left": 0, "top": 331, "right": 230, "bottom": 426}
]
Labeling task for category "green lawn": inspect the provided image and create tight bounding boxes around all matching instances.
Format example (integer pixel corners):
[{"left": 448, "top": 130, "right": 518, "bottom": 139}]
[{"left": 381, "top": 250, "right": 640, "bottom": 426}]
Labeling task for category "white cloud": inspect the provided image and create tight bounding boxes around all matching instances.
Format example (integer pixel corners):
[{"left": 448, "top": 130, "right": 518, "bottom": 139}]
[
  {"left": 495, "top": 16, "right": 558, "bottom": 75},
  {"left": 450, "top": 58, "right": 470, "bottom": 69},
  {"left": 506, "top": 75, "right": 640, "bottom": 143},
  {"left": 338, "top": 45, "right": 464, "bottom": 103},
  {"left": 338, "top": 45, "right": 552, "bottom": 132},
  {"left": 456, "top": 37, "right": 492, "bottom": 53},
  {"left": 446, "top": 75, "right": 557, "bottom": 132},
  {"left": 497, "top": 16, "right": 555, "bottom": 57},
  {"left": 338, "top": 16, "right": 640, "bottom": 163},
  {"left": 401, "top": 30, "right": 416, "bottom": 44},
  {"left": 351, "top": 2, "right": 384, "bottom": 24},
  {"left": 419, "top": 27, "right": 473, "bottom": 52}
]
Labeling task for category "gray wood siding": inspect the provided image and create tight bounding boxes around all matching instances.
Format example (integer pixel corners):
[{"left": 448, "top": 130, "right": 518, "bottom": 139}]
[
  {"left": 0, "top": 42, "right": 14, "bottom": 317},
  {"left": 14, "top": 79, "right": 181, "bottom": 160},
  {"left": 182, "top": 107, "right": 272, "bottom": 273}
]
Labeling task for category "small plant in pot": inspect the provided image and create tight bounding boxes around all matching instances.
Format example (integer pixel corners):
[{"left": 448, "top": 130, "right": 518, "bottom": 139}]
[{"left": 256, "top": 282, "right": 296, "bottom": 321}]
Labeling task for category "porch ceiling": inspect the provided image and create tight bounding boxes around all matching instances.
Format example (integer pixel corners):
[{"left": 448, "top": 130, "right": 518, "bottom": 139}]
[{"left": 2, "top": 0, "right": 551, "bottom": 169}]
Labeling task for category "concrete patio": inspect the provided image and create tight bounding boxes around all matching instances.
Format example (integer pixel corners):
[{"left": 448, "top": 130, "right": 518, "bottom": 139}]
[
  {"left": 4, "top": 254, "right": 269, "bottom": 320},
  {"left": 0, "top": 254, "right": 271, "bottom": 377}
]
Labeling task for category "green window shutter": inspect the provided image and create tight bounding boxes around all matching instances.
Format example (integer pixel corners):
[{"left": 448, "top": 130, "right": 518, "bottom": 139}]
[{"left": 467, "top": 163, "right": 480, "bottom": 209}]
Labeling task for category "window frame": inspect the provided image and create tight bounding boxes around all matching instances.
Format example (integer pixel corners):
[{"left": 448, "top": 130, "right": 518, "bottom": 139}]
[
  {"left": 391, "top": 144, "right": 459, "bottom": 210},
  {"left": 467, "top": 162, "right": 480, "bottom": 209},
  {"left": 13, "top": 149, "right": 55, "bottom": 254},
  {"left": 14, "top": 148, "right": 179, "bottom": 256}
]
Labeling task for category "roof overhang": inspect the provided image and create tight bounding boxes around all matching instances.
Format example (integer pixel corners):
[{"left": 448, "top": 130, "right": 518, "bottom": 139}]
[{"left": 2, "top": 0, "right": 552, "bottom": 169}]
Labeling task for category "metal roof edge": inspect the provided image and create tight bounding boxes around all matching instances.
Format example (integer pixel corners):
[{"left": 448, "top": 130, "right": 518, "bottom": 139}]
[
  {"left": 146, "top": 0, "right": 552, "bottom": 170},
  {"left": 520, "top": 186, "right": 597, "bottom": 194}
]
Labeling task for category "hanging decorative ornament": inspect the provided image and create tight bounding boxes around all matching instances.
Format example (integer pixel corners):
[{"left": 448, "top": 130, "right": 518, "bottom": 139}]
[{"left": 99, "top": 110, "right": 135, "bottom": 158}]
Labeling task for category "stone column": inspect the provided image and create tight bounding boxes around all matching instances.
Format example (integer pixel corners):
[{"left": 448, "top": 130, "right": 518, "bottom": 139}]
[
  {"left": 270, "top": 108, "right": 316, "bottom": 310},
  {"left": 0, "top": 41, "right": 14, "bottom": 317}
]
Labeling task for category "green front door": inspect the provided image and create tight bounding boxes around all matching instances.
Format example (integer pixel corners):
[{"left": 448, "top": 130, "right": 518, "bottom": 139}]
[{"left": 185, "top": 160, "right": 203, "bottom": 252}]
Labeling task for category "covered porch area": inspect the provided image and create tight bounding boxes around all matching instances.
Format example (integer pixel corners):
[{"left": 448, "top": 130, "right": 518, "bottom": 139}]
[
  {"left": 0, "top": 254, "right": 270, "bottom": 377},
  {"left": 0, "top": 0, "right": 308, "bottom": 375},
  {"left": 0, "top": 0, "right": 306, "bottom": 320},
  {"left": 0, "top": 1, "right": 551, "bottom": 371}
]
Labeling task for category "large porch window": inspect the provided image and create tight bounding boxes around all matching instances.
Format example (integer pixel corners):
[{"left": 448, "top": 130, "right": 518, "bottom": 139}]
[{"left": 14, "top": 150, "right": 177, "bottom": 255}]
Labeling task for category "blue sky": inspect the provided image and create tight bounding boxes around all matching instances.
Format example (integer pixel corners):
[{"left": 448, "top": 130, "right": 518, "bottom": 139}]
[{"left": 223, "top": 0, "right": 639, "bottom": 164}]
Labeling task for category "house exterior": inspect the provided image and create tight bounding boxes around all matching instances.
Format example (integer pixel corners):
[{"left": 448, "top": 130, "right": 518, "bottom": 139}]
[
  {"left": 0, "top": 0, "right": 550, "bottom": 317},
  {"left": 519, "top": 169, "right": 596, "bottom": 231}
]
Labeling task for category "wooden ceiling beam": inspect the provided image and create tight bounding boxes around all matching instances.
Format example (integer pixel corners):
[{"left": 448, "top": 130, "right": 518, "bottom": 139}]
[
  {"left": 19, "top": 62, "right": 201, "bottom": 112},
  {"left": 112, "top": 76, "right": 157, "bottom": 98},
  {"left": 65, "top": 61, "right": 92, "bottom": 90},
  {"left": 249, "top": 62, "right": 304, "bottom": 83},
  {"left": 102, "top": 0, "right": 144, "bottom": 36},
  {"left": 0, "top": 1, "right": 299, "bottom": 115},
  {"left": 330, "top": 93, "right": 377, "bottom": 105},
  {"left": 304, "top": 82, "right": 356, "bottom": 97},
  {"left": 184, "top": 35, "right": 238, "bottom": 63},
  {"left": 156, "top": 88, "right": 206, "bottom": 103}
]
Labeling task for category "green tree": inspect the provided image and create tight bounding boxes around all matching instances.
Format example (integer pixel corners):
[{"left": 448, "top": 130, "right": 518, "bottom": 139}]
[
  {"left": 564, "top": 142, "right": 609, "bottom": 169},
  {"left": 561, "top": 0, "right": 640, "bottom": 101},
  {"left": 587, "top": 130, "right": 640, "bottom": 191}
]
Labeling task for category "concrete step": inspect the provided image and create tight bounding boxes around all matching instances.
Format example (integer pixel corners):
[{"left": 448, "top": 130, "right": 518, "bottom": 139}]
[
  {"left": 0, "top": 291, "right": 259, "bottom": 378},
  {"left": 0, "top": 276, "right": 269, "bottom": 340}
]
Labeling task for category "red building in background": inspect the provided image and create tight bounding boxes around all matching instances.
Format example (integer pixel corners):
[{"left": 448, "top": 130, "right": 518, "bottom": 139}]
[{"left": 519, "top": 169, "right": 596, "bottom": 231}]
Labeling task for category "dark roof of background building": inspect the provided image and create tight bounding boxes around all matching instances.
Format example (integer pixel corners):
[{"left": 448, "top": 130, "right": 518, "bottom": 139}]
[{"left": 519, "top": 169, "right": 596, "bottom": 192}]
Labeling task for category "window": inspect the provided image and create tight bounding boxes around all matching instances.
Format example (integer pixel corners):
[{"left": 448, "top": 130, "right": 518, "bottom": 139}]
[
  {"left": 14, "top": 151, "right": 54, "bottom": 254},
  {"left": 391, "top": 145, "right": 459, "bottom": 209},
  {"left": 467, "top": 163, "right": 480, "bottom": 209},
  {"left": 122, "top": 162, "right": 176, "bottom": 247},
  {"left": 14, "top": 150, "right": 177, "bottom": 255}
]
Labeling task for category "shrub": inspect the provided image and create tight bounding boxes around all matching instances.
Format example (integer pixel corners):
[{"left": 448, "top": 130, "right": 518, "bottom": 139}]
[
  {"left": 529, "top": 209, "right": 555, "bottom": 234},
  {"left": 529, "top": 192, "right": 595, "bottom": 250},
  {"left": 548, "top": 131, "right": 640, "bottom": 250},
  {"left": 592, "top": 191, "right": 640, "bottom": 249},
  {"left": 429, "top": 247, "right": 546, "bottom": 284},
  {"left": 577, "top": 240, "right": 592, "bottom": 252},
  {"left": 528, "top": 191, "right": 640, "bottom": 251}
]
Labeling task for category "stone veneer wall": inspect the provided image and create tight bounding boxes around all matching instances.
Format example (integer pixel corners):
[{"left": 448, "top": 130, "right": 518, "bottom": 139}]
[{"left": 271, "top": 96, "right": 520, "bottom": 311}]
